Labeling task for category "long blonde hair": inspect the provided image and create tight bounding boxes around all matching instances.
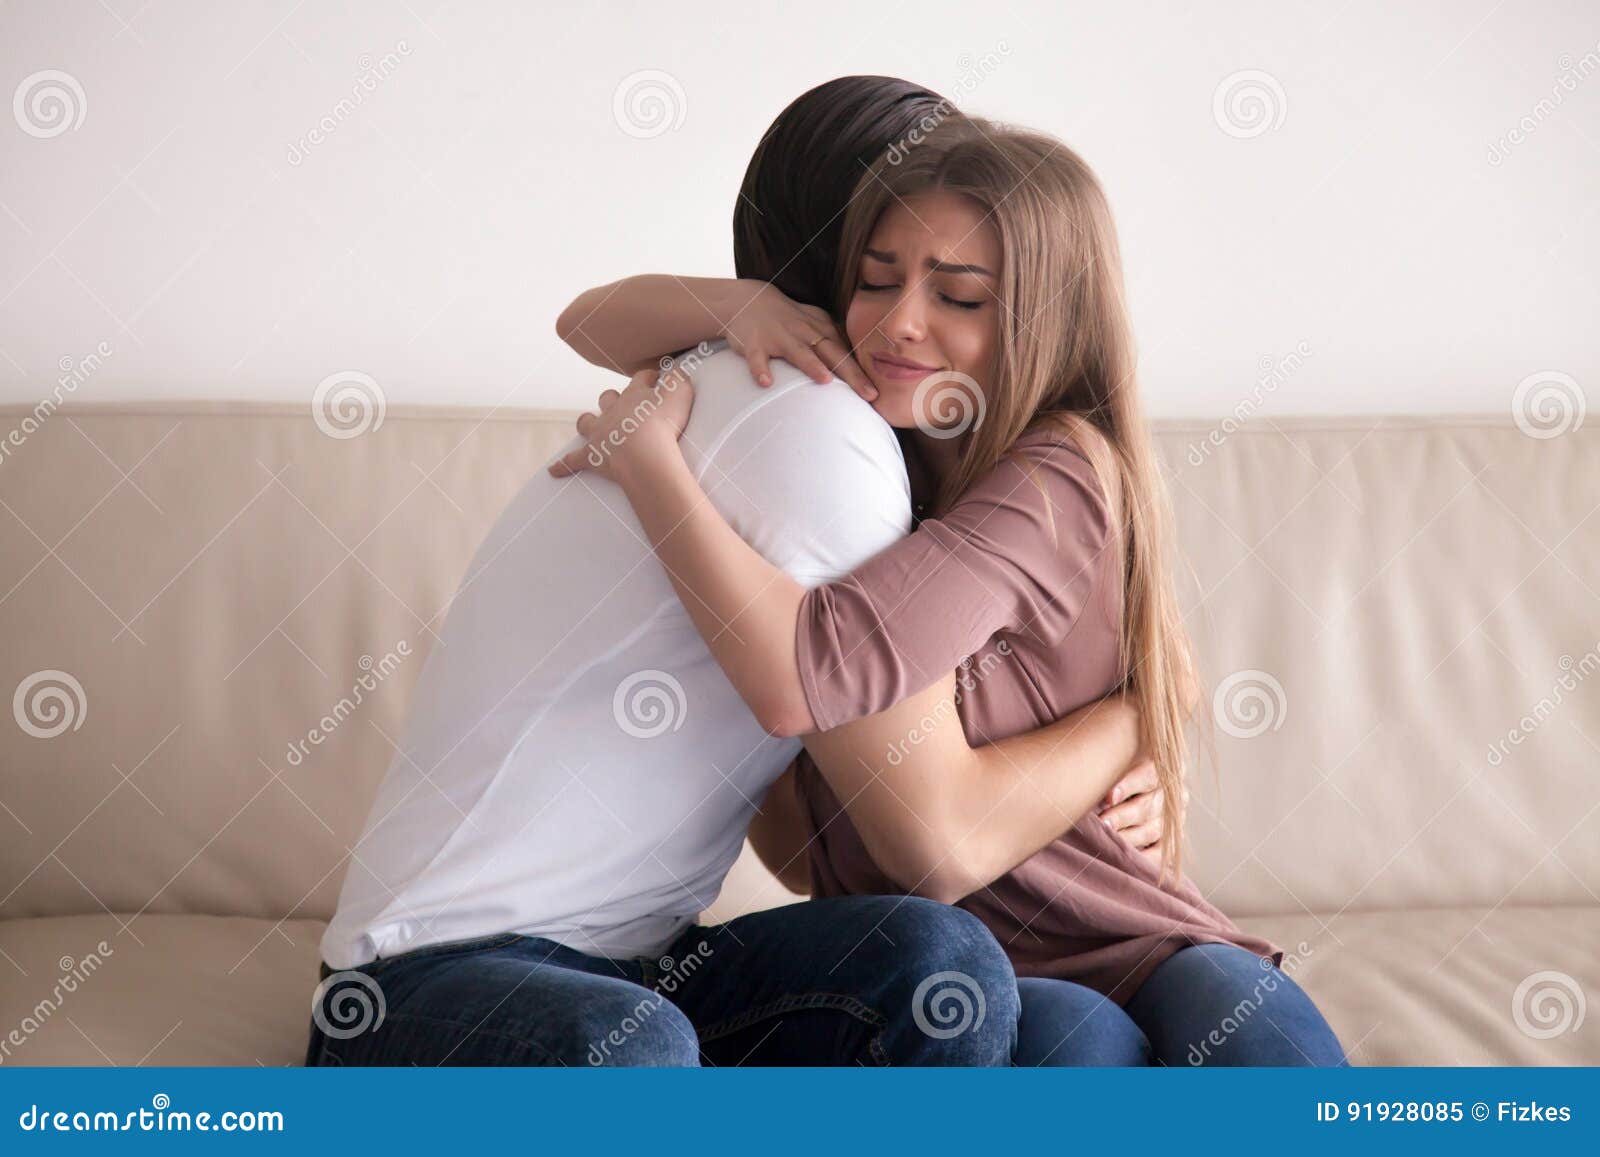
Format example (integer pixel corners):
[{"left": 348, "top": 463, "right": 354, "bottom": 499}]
[{"left": 835, "top": 118, "right": 1199, "bottom": 885}]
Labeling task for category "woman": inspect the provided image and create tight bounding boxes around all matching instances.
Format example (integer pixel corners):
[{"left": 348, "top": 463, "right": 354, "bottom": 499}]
[{"left": 557, "top": 101, "right": 1344, "bottom": 1064}]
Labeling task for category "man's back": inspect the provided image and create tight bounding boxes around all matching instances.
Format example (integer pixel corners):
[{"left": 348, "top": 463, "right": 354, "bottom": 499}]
[{"left": 320, "top": 344, "right": 910, "bottom": 969}]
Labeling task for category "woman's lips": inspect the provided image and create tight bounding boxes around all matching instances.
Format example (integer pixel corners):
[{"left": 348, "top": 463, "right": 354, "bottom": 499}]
[{"left": 870, "top": 353, "right": 940, "bottom": 382}]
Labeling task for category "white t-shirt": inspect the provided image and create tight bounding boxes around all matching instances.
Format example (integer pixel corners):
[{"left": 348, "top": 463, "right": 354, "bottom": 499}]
[{"left": 320, "top": 343, "right": 912, "bottom": 969}]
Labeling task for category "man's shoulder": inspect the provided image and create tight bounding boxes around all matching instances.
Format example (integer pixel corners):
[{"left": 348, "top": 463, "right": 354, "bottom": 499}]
[{"left": 681, "top": 343, "right": 902, "bottom": 468}]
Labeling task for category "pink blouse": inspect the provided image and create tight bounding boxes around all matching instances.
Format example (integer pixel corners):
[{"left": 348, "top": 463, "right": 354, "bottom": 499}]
[{"left": 793, "top": 425, "right": 1281, "bottom": 1005}]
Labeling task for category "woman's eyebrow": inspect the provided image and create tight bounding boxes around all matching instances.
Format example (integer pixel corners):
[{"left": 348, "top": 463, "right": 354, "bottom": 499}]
[
  {"left": 928, "top": 258, "right": 994, "bottom": 277},
  {"left": 863, "top": 247, "right": 993, "bottom": 278}
]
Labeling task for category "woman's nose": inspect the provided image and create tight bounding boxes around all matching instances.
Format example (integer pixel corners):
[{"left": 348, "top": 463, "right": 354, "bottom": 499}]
[{"left": 885, "top": 292, "right": 928, "bottom": 342}]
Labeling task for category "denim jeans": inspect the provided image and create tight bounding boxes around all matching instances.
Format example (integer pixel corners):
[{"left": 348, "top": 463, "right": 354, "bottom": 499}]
[
  {"left": 1014, "top": 942, "right": 1349, "bottom": 1066},
  {"left": 305, "top": 895, "right": 1019, "bottom": 1066}
]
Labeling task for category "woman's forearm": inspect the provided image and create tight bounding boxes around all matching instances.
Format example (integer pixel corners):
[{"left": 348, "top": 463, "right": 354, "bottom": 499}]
[
  {"left": 946, "top": 693, "right": 1143, "bottom": 892},
  {"left": 555, "top": 275, "right": 746, "bottom": 374},
  {"left": 802, "top": 680, "right": 1144, "bottom": 903},
  {"left": 615, "top": 441, "right": 815, "bottom": 736}
]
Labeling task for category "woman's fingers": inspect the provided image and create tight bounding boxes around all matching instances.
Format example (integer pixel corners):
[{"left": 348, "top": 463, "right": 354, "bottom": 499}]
[
  {"left": 787, "top": 335, "right": 836, "bottom": 384},
  {"left": 575, "top": 410, "right": 599, "bottom": 437},
  {"left": 824, "top": 344, "right": 878, "bottom": 401},
  {"left": 548, "top": 442, "right": 595, "bottom": 478},
  {"left": 1102, "top": 758, "right": 1159, "bottom": 810},
  {"left": 597, "top": 388, "right": 621, "bottom": 409},
  {"left": 1101, "top": 785, "right": 1162, "bottom": 834},
  {"left": 745, "top": 348, "right": 773, "bottom": 388},
  {"left": 1123, "top": 820, "right": 1162, "bottom": 850}
]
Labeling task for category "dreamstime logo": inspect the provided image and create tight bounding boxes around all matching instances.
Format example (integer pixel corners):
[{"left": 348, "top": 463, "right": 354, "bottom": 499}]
[
  {"left": 1186, "top": 939, "right": 1315, "bottom": 1065},
  {"left": 1212, "top": 669, "right": 1286, "bottom": 739},
  {"left": 0, "top": 940, "right": 113, "bottom": 1064},
  {"left": 586, "top": 941, "right": 714, "bottom": 1065},
  {"left": 312, "top": 371, "right": 386, "bottom": 439},
  {"left": 912, "top": 371, "right": 985, "bottom": 439},
  {"left": 1511, "top": 370, "right": 1585, "bottom": 439},
  {"left": 883, "top": 40, "right": 1011, "bottom": 165},
  {"left": 1212, "top": 70, "right": 1287, "bottom": 139},
  {"left": 911, "top": 970, "right": 986, "bottom": 1039},
  {"left": 286, "top": 41, "right": 413, "bottom": 166},
  {"left": 1185, "top": 341, "right": 1312, "bottom": 466},
  {"left": 1511, "top": 970, "right": 1586, "bottom": 1040},
  {"left": 311, "top": 970, "right": 386, "bottom": 1039},
  {"left": 13, "top": 670, "right": 86, "bottom": 739},
  {"left": 1486, "top": 644, "right": 1599, "bottom": 767},
  {"left": 580, "top": 350, "right": 707, "bottom": 472},
  {"left": 612, "top": 669, "right": 687, "bottom": 738},
  {"left": 0, "top": 340, "right": 114, "bottom": 468},
  {"left": 612, "top": 70, "right": 686, "bottom": 139},
  {"left": 1487, "top": 42, "right": 1600, "bottom": 165},
  {"left": 284, "top": 641, "right": 412, "bottom": 767},
  {"left": 13, "top": 70, "right": 87, "bottom": 138}
]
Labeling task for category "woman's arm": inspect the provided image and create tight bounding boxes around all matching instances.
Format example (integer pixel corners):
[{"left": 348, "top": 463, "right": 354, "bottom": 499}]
[
  {"left": 746, "top": 761, "right": 814, "bottom": 894},
  {"left": 555, "top": 275, "right": 875, "bottom": 396},
  {"left": 550, "top": 369, "right": 812, "bottom": 731},
  {"left": 797, "top": 674, "right": 1146, "bottom": 904}
]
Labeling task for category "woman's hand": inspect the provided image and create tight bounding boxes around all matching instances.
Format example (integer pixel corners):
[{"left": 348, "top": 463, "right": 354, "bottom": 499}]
[
  {"left": 547, "top": 366, "right": 695, "bottom": 484},
  {"left": 718, "top": 280, "right": 877, "bottom": 401},
  {"left": 1098, "top": 757, "right": 1188, "bottom": 867}
]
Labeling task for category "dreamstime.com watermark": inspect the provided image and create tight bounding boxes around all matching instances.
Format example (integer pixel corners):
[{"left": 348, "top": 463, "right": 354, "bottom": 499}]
[
  {"left": 1212, "top": 668, "right": 1287, "bottom": 739},
  {"left": 912, "top": 970, "right": 987, "bottom": 1039},
  {"left": 1213, "top": 70, "right": 1287, "bottom": 139},
  {"left": 587, "top": 942, "right": 714, "bottom": 1064},
  {"left": 1487, "top": 41, "right": 1600, "bottom": 166},
  {"left": 885, "top": 641, "right": 1012, "bottom": 766},
  {"left": 312, "top": 370, "right": 386, "bottom": 439},
  {"left": 1511, "top": 370, "right": 1585, "bottom": 439},
  {"left": 1511, "top": 970, "right": 1586, "bottom": 1039},
  {"left": 17, "top": 1095, "right": 283, "bottom": 1133},
  {"left": 0, "top": 941, "right": 113, "bottom": 1064},
  {"left": 612, "top": 668, "right": 688, "bottom": 739},
  {"left": 1485, "top": 643, "right": 1599, "bottom": 767},
  {"left": 613, "top": 69, "right": 686, "bottom": 139},
  {"left": 287, "top": 42, "right": 413, "bottom": 166},
  {"left": 883, "top": 41, "right": 1011, "bottom": 165},
  {"left": 582, "top": 342, "right": 715, "bottom": 472},
  {"left": 284, "top": 641, "right": 412, "bottom": 766},
  {"left": 1185, "top": 939, "right": 1315, "bottom": 1065},
  {"left": 0, "top": 341, "right": 114, "bottom": 467},
  {"left": 1186, "top": 341, "right": 1312, "bottom": 466},
  {"left": 12, "top": 69, "right": 86, "bottom": 138},
  {"left": 12, "top": 670, "right": 87, "bottom": 739}
]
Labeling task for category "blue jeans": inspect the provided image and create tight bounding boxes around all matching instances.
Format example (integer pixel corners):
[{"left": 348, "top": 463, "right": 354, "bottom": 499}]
[
  {"left": 305, "top": 895, "right": 1019, "bottom": 1066},
  {"left": 1014, "top": 942, "right": 1349, "bottom": 1066}
]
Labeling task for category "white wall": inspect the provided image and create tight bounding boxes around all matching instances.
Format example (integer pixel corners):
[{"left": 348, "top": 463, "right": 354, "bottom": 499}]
[{"left": 1, "top": 0, "right": 1595, "bottom": 418}]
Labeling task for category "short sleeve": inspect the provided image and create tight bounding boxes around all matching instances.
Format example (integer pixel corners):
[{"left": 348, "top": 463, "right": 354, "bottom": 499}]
[{"left": 795, "top": 431, "right": 1114, "bottom": 730}]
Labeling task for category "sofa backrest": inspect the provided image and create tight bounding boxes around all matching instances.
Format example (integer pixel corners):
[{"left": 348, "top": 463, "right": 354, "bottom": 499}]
[{"left": 1, "top": 402, "right": 1594, "bottom": 928}]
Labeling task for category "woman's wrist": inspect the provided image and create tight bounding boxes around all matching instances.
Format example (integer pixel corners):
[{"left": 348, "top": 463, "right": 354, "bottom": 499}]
[
  {"left": 612, "top": 424, "right": 688, "bottom": 493},
  {"left": 710, "top": 278, "right": 766, "bottom": 339}
]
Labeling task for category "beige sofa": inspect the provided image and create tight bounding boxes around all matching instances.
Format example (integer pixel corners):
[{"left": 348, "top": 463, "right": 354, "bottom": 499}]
[{"left": 1, "top": 400, "right": 1595, "bottom": 1067}]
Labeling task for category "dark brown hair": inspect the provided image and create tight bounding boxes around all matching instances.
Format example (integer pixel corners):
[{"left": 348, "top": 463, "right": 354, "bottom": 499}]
[{"left": 733, "top": 76, "right": 958, "bottom": 312}]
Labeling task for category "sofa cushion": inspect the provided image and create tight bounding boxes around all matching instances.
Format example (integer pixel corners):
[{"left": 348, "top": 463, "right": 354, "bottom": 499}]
[
  {"left": 0, "top": 914, "right": 322, "bottom": 1067},
  {"left": 1235, "top": 906, "right": 1599, "bottom": 1066},
  {"left": 3, "top": 904, "right": 1593, "bottom": 1066}
]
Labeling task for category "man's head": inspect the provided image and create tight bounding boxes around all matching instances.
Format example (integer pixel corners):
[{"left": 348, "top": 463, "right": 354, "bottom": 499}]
[{"left": 732, "top": 76, "right": 959, "bottom": 316}]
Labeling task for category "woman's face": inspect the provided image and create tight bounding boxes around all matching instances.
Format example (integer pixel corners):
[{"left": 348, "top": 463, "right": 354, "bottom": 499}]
[{"left": 845, "top": 190, "right": 1002, "bottom": 431}]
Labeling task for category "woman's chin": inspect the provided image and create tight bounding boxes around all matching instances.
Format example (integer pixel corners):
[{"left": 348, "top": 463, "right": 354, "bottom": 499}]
[{"left": 867, "top": 386, "right": 919, "bottom": 429}]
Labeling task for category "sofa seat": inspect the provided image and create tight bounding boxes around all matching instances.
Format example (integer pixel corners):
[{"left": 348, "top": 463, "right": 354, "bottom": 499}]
[
  {"left": 1234, "top": 906, "right": 1598, "bottom": 1066},
  {"left": 3, "top": 905, "right": 1593, "bottom": 1067},
  {"left": 0, "top": 914, "right": 324, "bottom": 1067}
]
